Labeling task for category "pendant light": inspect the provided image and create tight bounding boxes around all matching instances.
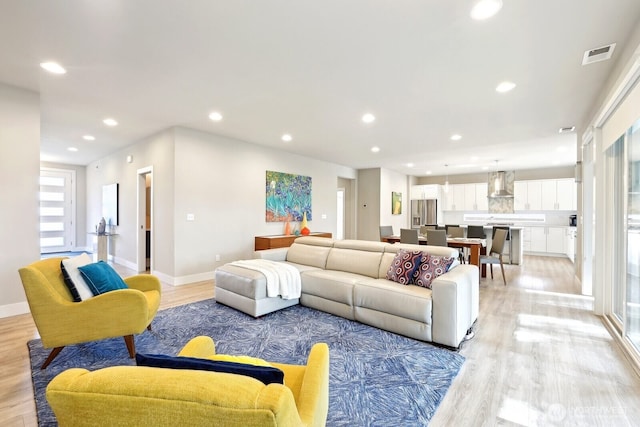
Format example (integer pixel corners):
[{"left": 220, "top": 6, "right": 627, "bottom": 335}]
[{"left": 444, "top": 164, "right": 449, "bottom": 193}]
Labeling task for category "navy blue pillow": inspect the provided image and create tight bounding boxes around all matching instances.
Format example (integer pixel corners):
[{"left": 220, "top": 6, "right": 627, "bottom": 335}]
[
  {"left": 135, "top": 353, "right": 285, "bottom": 385},
  {"left": 77, "top": 261, "right": 128, "bottom": 295}
]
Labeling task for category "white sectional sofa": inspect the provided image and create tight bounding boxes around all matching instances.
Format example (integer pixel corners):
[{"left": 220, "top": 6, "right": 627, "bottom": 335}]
[{"left": 215, "top": 236, "right": 479, "bottom": 348}]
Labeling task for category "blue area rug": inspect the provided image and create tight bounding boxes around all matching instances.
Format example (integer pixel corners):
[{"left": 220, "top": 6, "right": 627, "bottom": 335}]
[{"left": 28, "top": 299, "right": 464, "bottom": 426}]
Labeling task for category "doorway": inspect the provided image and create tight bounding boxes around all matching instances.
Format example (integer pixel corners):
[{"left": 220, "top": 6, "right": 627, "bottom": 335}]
[
  {"left": 137, "top": 167, "right": 153, "bottom": 273},
  {"left": 39, "top": 168, "right": 75, "bottom": 254}
]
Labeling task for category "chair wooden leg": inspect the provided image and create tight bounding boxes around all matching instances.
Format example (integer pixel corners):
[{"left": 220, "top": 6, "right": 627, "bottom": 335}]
[
  {"left": 147, "top": 323, "right": 152, "bottom": 331},
  {"left": 41, "top": 346, "right": 64, "bottom": 370},
  {"left": 490, "top": 264, "right": 493, "bottom": 279},
  {"left": 123, "top": 335, "right": 135, "bottom": 358},
  {"left": 500, "top": 261, "right": 507, "bottom": 286}
]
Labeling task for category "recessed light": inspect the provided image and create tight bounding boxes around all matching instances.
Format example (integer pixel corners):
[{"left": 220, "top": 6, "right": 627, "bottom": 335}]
[
  {"left": 362, "top": 113, "right": 376, "bottom": 124},
  {"left": 40, "top": 61, "right": 66, "bottom": 74},
  {"left": 371, "top": 146, "right": 380, "bottom": 153},
  {"left": 67, "top": 147, "right": 78, "bottom": 152},
  {"left": 481, "top": 166, "right": 489, "bottom": 170},
  {"left": 103, "top": 118, "right": 118, "bottom": 126},
  {"left": 559, "top": 126, "right": 575, "bottom": 133},
  {"left": 407, "top": 163, "right": 414, "bottom": 168},
  {"left": 470, "top": 0, "right": 503, "bottom": 20},
  {"left": 425, "top": 171, "right": 432, "bottom": 175},
  {"left": 556, "top": 146, "right": 567, "bottom": 152},
  {"left": 450, "top": 134, "right": 462, "bottom": 141},
  {"left": 281, "top": 134, "right": 292, "bottom": 142},
  {"left": 496, "top": 81, "right": 516, "bottom": 93},
  {"left": 208, "top": 111, "right": 223, "bottom": 122},
  {"left": 83, "top": 135, "right": 95, "bottom": 141}
]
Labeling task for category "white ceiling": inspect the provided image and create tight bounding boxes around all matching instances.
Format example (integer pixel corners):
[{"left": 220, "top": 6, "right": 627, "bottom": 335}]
[{"left": 2, "top": 1, "right": 640, "bottom": 176}]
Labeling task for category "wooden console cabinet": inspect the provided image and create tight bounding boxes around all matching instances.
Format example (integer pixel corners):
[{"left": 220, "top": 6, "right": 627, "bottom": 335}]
[{"left": 255, "top": 232, "right": 332, "bottom": 250}]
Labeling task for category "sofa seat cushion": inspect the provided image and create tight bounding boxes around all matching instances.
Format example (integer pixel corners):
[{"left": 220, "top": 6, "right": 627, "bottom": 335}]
[
  {"left": 354, "top": 279, "right": 433, "bottom": 324},
  {"left": 215, "top": 265, "right": 269, "bottom": 300},
  {"left": 300, "top": 270, "right": 364, "bottom": 305}
]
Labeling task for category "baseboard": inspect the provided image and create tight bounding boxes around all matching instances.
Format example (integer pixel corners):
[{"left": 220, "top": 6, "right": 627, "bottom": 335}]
[
  {"left": 110, "top": 257, "right": 214, "bottom": 287},
  {"left": 153, "top": 270, "right": 215, "bottom": 286},
  {"left": 113, "top": 256, "right": 137, "bottom": 271},
  {"left": 0, "top": 301, "right": 30, "bottom": 318}
]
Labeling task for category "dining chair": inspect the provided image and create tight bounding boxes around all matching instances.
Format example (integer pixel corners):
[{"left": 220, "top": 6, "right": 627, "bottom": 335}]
[
  {"left": 446, "top": 226, "right": 465, "bottom": 263},
  {"left": 467, "top": 225, "right": 486, "bottom": 239},
  {"left": 492, "top": 226, "right": 511, "bottom": 263},
  {"left": 379, "top": 225, "right": 394, "bottom": 242},
  {"left": 426, "top": 229, "right": 447, "bottom": 247},
  {"left": 400, "top": 228, "right": 419, "bottom": 244},
  {"left": 480, "top": 228, "right": 508, "bottom": 285},
  {"left": 419, "top": 225, "right": 436, "bottom": 235}
]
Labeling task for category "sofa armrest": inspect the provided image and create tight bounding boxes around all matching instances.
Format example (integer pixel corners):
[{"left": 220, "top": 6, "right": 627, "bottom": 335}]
[
  {"left": 254, "top": 248, "right": 289, "bottom": 261},
  {"left": 430, "top": 264, "right": 479, "bottom": 348}
]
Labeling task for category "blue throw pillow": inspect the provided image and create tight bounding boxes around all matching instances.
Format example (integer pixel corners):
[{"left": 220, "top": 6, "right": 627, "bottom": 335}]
[
  {"left": 135, "top": 353, "right": 285, "bottom": 385},
  {"left": 77, "top": 261, "right": 128, "bottom": 295}
]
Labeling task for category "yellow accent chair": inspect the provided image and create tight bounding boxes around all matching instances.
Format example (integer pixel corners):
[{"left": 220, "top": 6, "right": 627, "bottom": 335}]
[
  {"left": 46, "top": 336, "right": 330, "bottom": 427},
  {"left": 18, "top": 257, "right": 161, "bottom": 369}
]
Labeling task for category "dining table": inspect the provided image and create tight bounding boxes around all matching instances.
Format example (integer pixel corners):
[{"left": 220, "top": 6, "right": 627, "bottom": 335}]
[{"left": 381, "top": 235, "right": 487, "bottom": 271}]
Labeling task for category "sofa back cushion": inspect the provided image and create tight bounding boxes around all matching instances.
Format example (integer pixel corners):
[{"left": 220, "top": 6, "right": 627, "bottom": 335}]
[
  {"left": 325, "top": 240, "right": 386, "bottom": 278},
  {"left": 286, "top": 239, "right": 333, "bottom": 269}
]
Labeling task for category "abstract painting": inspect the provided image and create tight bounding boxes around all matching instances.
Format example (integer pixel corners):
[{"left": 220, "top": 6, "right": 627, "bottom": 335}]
[
  {"left": 392, "top": 191, "right": 402, "bottom": 215},
  {"left": 266, "top": 171, "right": 312, "bottom": 222}
]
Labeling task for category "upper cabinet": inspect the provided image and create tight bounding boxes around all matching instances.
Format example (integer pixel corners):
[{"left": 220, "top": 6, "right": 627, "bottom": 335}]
[
  {"left": 442, "top": 183, "right": 488, "bottom": 211},
  {"left": 410, "top": 184, "right": 440, "bottom": 200},
  {"left": 515, "top": 178, "right": 576, "bottom": 211}
]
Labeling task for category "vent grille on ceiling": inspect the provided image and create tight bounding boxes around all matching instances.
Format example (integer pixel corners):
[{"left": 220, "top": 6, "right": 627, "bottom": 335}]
[{"left": 582, "top": 43, "right": 616, "bottom": 65}]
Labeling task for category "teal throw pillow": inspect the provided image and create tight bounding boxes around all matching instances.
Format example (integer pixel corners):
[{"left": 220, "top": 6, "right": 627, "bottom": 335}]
[{"left": 78, "top": 261, "right": 128, "bottom": 295}]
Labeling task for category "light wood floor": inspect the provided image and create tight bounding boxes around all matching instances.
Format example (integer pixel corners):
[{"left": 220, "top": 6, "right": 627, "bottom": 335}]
[{"left": 2, "top": 256, "right": 640, "bottom": 426}]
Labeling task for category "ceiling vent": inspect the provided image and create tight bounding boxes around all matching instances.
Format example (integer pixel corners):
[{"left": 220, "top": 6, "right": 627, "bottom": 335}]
[{"left": 582, "top": 43, "right": 616, "bottom": 65}]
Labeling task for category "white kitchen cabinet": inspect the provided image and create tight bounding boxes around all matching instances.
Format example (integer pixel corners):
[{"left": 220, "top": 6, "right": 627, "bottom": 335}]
[
  {"left": 529, "top": 227, "right": 547, "bottom": 252},
  {"left": 541, "top": 180, "right": 557, "bottom": 210},
  {"left": 475, "top": 183, "right": 489, "bottom": 210},
  {"left": 546, "top": 227, "right": 566, "bottom": 254},
  {"left": 410, "top": 185, "right": 423, "bottom": 200},
  {"left": 515, "top": 179, "right": 576, "bottom": 211},
  {"left": 463, "top": 184, "right": 476, "bottom": 210},
  {"left": 515, "top": 180, "right": 543, "bottom": 210},
  {"left": 556, "top": 179, "right": 576, "bottom": 210},
  {"left": 524, "top": 226, "right": 568, "bottom": 255},
  {"left": 442, "top": 185, "right": 457, "bottom": 210},
  {"left": 514, "top": 181, "right": 528, "bottom": 211},
  {"left": 411, "top": 184, "right": 441, "bottom": 200}
]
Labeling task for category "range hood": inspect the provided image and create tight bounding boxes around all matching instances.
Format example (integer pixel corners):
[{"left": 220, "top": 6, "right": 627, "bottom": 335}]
[{"left": 489, "top": 171, "right": 514, "bottom": 198}]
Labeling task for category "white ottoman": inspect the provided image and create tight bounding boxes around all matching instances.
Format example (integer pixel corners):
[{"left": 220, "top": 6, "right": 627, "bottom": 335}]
[{"left": 215, "top": 264, "right": 299, "bottom": 317}]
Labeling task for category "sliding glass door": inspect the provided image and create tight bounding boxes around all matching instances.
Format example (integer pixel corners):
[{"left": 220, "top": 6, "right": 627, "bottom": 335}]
[
  {"left": 606, "top": 118, "right": 640, "bottom": 352},
  {"left": 626, "top": 119, "right": 640, "bottom": 350}
]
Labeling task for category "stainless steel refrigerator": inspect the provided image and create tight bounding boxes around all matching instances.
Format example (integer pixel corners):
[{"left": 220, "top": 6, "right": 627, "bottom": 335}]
[{"left": 411, "top": 199, "right": 437, "bottom": 228}]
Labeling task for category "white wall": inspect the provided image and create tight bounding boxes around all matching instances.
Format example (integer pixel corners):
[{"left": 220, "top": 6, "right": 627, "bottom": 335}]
[
  {"left": 172, "top": 127, "right": 355, "bottom": 281},
  {"left": 0, "top": 83, "right": 40, "bottom": 316},
  {"left": 86, "top": 129, "right": 176, "bottom": 276},
  {"left": 85, "top": 126, "right": 356, "bottom": 284},
  {"left": 380, "top": 168, "right": 410, "bottom": 234}
]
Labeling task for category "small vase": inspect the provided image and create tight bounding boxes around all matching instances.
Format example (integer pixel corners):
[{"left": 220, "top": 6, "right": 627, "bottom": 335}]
[{"left": 284, "top": 220, "right": 291, "bottom": 236}]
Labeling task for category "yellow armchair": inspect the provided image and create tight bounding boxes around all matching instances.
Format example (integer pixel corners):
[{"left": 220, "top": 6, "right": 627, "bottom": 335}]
[
  {"left": 46, "top": 336, "right": 329, "bottom": 427},
  {"left": 19, "top": 257, "right": 161, "bottom": 369}
]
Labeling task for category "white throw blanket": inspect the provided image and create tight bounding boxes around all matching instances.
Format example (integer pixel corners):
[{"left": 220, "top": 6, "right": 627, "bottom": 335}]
[{"left": 229, "top": 259, "right": 301, "bottom": 300}]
